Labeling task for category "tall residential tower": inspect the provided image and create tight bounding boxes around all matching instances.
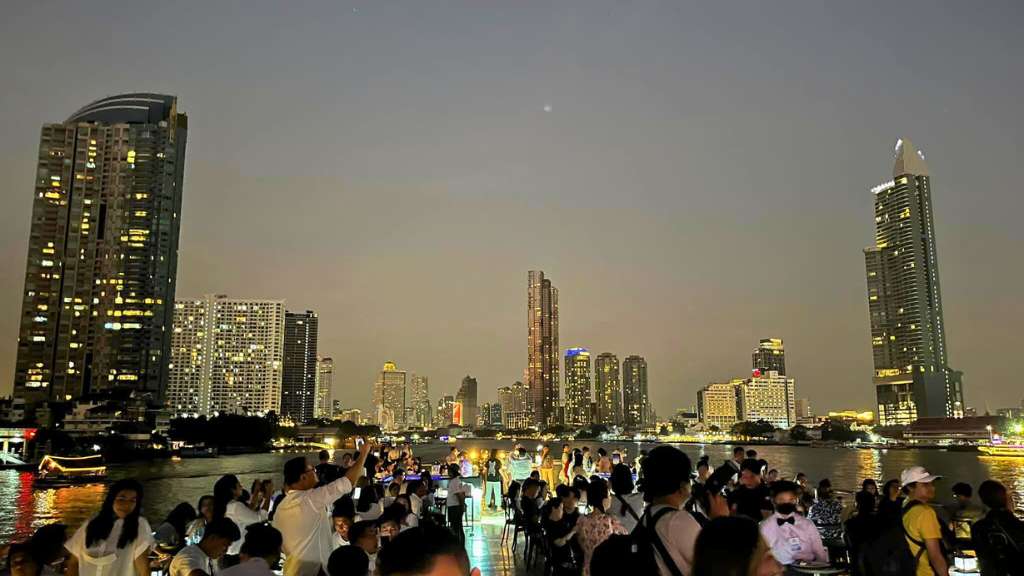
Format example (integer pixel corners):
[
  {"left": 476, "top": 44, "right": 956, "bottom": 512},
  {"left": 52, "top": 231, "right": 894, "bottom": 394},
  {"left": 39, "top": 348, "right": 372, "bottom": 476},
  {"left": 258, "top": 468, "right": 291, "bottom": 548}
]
[
  {"left": 563, "top": 348, "right": 592, "bottom": 427},
  {"left": 281, "top": 310, "right": 318, "bottom": 423},
  {"left": 594, "top": 353, "right": 622, "bottom": 426},
  {"left": 622, "top": 355, "right": 648, "bottom": 430},
  {"left": 527, "top": 270, "right": 559, "bottom": 427}
]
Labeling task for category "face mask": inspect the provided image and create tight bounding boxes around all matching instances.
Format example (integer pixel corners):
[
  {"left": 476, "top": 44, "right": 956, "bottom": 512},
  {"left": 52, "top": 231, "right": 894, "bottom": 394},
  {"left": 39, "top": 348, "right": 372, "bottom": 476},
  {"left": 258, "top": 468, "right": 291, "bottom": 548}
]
[{"left": 776, "top": 503, "right": 797, "bottom": 515}]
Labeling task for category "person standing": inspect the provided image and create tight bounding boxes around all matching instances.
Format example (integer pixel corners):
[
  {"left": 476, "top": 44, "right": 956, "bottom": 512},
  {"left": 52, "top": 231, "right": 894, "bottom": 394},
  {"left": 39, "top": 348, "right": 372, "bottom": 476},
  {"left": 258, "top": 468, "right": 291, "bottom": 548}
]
[
  {"left": 213, "top": 475, "right": 268, "bottom": 559},
  {"left": 315, "top": 450, "right": 341, "bottom": 486},
  {"left": 759, "top": 481, "right": 828, "bottom": 567},
  {"left": 574, "top": 479, "right": 627, "bottom": 576},
  {"left": 273, "top": 440, "right": 372, "bottom": 576},
  {"left": 970, "top": 480, "right": 1024, "bottom": 576},
  {"left": 169, "top": 518, "right": 240, "bottom": 576},
  {"left": 64, "top": 479, "right": 155, "bottom": 576},
  {"left": 606, "top": 464, "right": 645, "bottom": 533},
  {"left": 638, "top": 446, "right": 703, "bottom": 576},
  {"left": 446, "top": 464, "right": 471, "bottom": 544},
  {"left": 900, "top": 467, "right": 948, "bottom": 576},
  {"left": 482, "top": 453, "right": 503, "bottom": 511},
  {"left": 539, "top": 446, "right": 558, "bottom": 489},
  {"left": 729, "top": 459, "right": 772, "bottom": 521}
]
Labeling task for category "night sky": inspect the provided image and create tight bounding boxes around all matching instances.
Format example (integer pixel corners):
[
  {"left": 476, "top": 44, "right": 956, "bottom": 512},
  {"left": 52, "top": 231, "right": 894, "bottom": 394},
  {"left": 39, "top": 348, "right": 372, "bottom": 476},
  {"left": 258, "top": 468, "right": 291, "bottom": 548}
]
[{"left": 1, "top": 1, "right": 1022, "bottom": 415}]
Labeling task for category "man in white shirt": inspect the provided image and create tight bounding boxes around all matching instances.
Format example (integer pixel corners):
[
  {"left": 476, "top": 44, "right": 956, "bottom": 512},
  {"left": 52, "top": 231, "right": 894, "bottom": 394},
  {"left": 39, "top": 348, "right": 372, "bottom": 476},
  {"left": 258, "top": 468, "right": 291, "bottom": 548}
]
[
  {"left": 273, "top": 440, "right": 372, "bottom": 576},
  {"left": 170, "top": 518, "right": 240, "bottom": 576},
  {"left": 638, "top": 446, "right": 703, "bottom": 576},
  {"left": 220, "top": 524, "right": 282, "bottom": 576},
  {"left": 759, "top": 480, "right": 828, "bottom": 567}
]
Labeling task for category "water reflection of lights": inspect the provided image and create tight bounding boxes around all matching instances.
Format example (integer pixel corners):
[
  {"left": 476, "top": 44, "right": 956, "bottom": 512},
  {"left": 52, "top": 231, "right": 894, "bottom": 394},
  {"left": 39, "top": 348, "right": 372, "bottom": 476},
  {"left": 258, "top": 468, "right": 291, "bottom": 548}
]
[
  {"left": 978, "top": 456, "right": 1024, "bottom": 508},
  {"left": 856, "top": 449, "right": 884, "bottom": 486}
]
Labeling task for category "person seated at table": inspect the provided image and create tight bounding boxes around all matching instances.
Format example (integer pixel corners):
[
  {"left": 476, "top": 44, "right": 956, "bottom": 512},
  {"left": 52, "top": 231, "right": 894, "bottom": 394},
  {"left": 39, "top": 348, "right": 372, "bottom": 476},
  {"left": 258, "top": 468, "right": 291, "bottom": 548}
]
[{"left": 759, "top": 480, "right": 828, "bottom": 568}]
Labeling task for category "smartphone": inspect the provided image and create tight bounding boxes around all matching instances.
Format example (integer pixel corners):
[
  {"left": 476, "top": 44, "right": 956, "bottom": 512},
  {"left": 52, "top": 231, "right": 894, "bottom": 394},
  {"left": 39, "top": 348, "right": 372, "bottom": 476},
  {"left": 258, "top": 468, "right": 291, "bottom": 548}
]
[{"left": 356, "top": 437, "right": 364, "bottom": 449}]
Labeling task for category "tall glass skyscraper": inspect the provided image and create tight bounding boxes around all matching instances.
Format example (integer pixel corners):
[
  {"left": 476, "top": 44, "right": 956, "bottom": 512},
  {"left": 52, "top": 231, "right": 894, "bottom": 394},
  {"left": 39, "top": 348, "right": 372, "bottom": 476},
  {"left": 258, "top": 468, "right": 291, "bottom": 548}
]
[
  {"left": 594, "top": 352, "right": 622, "bottom": 426},
  {"left": 13, "top": 94, "right": 187, "bottom": 418},
  {"left": 622, "top": 355, "right": 648, "bottom": 430},
  {"left": 281, "top": 310, "right": 318, "bottom": 423},
  {"left": 563, "top": 348, "right": 592, "bottom": 427},
  {"left": 752, "top": 338, "right": 786, "bottom": 376},
  {"left": 527, "top": 270, "right": 559, "bottom": 427},
  {"left": 864, "top": 139, "right": 964, "bottom": 426}
]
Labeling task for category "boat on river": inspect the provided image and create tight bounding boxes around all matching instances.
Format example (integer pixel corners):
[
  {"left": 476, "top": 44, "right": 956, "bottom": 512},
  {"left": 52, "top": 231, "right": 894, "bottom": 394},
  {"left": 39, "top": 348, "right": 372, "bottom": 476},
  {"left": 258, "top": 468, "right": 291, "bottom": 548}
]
[
  {"left": 35, "top": 455, "right": 107, "bottom": 486},
  {"left": 978, "top": 443, "right": 1024, "bottom": 457}
]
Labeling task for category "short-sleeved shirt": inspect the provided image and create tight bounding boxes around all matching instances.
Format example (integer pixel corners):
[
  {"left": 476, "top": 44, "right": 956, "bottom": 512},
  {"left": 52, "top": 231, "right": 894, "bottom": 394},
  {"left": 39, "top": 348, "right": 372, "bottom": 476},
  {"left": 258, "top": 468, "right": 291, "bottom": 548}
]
[
  {"left": 903, "top": 502, "right": 942, "bottom": 576},
  {"left": 729, "top": 484, "right": 772, "bottom": 521},
  {"left": 66, "top": 517, "right": 155, "bottom": 576},
  {"left": 446, "top": 477, "right": 469, "bottom": 507},
  {"left": 644, "top": 505, "right": 702, "bottom": 576},
  {"left": 170, "top": 544, "right": 215, "bottom": 576}
]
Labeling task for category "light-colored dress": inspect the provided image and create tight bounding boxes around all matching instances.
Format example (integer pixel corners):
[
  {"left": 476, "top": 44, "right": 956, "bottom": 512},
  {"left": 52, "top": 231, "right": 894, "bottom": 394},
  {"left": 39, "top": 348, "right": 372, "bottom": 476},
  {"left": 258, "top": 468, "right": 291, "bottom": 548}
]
[
  {"left": 66, "top": 517, "right": 155, "bottom": 576},
  {"left": 574, "top": 511, "right": 628, "bottom": 576}
]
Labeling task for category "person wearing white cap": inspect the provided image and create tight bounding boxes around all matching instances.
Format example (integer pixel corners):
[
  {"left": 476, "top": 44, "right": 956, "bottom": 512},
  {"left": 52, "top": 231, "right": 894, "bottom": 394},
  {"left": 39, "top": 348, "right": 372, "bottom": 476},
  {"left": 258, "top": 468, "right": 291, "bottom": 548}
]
[{"left": 899, "top": 466, "right": 948, "bottom": 576}]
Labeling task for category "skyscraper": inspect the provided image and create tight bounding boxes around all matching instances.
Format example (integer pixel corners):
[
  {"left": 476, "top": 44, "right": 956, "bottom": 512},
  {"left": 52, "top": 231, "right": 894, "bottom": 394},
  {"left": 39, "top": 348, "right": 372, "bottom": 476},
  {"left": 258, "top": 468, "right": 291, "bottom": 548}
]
[
  {"left": 738, "top": 371, "right": 797, "bottom": 429},
  {"left": 315, "top": 357, "right": 334, "bottom": 419},
  {"left": 167, "top": 295, "right": 285, "bottom": 416},
  {"left": 594, "top": 353, "right": 622, "bottom": 426},
  {"left": 564, "top": 348, "right": 592, "bottom": 427},
  {"left": 622, "top": 355, "right": 648, "bottom": 430},
  {"left": 864, "top": 139, "right": 964, "bottom": 426},
  {"left": 14, "top": 94, "right": 188, "bottom": 418},
  {"left": 697, "top": 380, "right": 742, "bottom": 430},
  {"left": 456, "top": 375, "right": 478, "bottom": 429},
  {"left": 281, "top": 311, "right": 318, "bottom": 423},
  {"left": 374, "top": 361, "right": 406, "bottom": 431},
  {"left": 435, "top": 394, "right": 455, "bottom": 428},
  {"left": 527, "top": 270, "right": 559, "bottom": 427},
  {"left": 410, "top": 374, "right": 431, "bottom": 428},
  {"left": 752, "top": 338, "right": 786, "bottom": 375}
]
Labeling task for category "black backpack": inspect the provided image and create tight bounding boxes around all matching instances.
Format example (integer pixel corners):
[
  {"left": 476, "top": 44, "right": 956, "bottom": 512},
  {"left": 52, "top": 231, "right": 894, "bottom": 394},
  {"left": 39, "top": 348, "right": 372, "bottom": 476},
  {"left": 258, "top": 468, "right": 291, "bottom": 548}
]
[
  {"left": 627, "top": 506, "right": 685, "bottom": 576},
  {"left": 859, "top": 501, "right": 926, "bottom": 576},
  {"left": 981, "top": 516, "right": 1024, "bottom": 575}
]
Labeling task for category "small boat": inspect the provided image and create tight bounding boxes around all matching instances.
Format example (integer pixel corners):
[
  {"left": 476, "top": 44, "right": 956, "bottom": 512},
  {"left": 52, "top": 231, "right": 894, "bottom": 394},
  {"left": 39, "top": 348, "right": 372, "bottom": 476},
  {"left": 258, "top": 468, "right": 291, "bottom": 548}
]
[
  {"left": 35, "top": 454, "right": 107, "bottom": 486},
  {"left": 179, "top": 445, "right": 218, "bottom": 458},
  {"left": 978, "top": 443, "right": 1024, "bottom": 458}
]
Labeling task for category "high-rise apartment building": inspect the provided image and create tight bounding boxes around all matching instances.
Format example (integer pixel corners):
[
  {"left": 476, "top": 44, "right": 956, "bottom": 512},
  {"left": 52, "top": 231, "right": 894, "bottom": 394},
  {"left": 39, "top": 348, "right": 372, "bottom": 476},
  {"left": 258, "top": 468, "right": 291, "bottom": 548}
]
[
  {"left": 315, "top": 357, "right": 334, "bottom": 419},
  {"left": 738, "top": 371, "right": 797, "bottom": 429},
  {"left": 752, "top": 338, "right": 786, "bottom": 376},
  {"left": 167, "top": 295, "right": 285, "bottom": 416},
  {"left": 409, "top": 374, "right": 431, "bottom": 428},
  {"left": 374, "top": 361, "right": 406, "bottom": 431},
  {"left": 480, "top": 402, "right": 503, "bottom": 428},
  {"left": 435, "top": 395, "right": 455, "bottom": 428},
  {"left": 281, "top": 311, "right": 318, "bottom": 423},
  {"left": 564, "top": 348, "right": 592, "bottom": 427},
  {"left": 622, "top": 355, "right": 648, "bottom": 429},
  {"left": 697, "top": 380, "right": 742, "bottom": 430},
  {"left": 594, "top": 353, "right": 622, "bottom": 426},
  {"left": 14, "top": 94, "right": 188, "bottom": 418},
  {"left": 864, "top": 139, "right": 964, "bottom": 425},
  {"left": 456, "top": 376, "right": 479, "bottom": 429},
  {"left": 527, "top": 270, "right": 559, "bottom": 427},
  {"left": 498, "top": 381, "right": 531, "bottom": 430}
]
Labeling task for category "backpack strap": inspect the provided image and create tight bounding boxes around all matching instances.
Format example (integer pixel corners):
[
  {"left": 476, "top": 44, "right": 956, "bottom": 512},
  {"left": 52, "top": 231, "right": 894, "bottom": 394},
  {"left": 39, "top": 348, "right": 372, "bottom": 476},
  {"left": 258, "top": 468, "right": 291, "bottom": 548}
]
[
  {"left": 617, "top": 494, "right": 641, "bottom": 523},
  {"left": 901, "top": 500, "right": 928, "bottom": 562},
  {"left": 644, "top": 507, "right": 685, "bottom": 576}
]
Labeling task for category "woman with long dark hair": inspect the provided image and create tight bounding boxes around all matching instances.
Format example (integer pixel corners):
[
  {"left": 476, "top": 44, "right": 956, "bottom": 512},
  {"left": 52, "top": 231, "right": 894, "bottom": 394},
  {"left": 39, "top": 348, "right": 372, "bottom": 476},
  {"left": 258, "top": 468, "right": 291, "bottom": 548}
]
[
  {"left": 185, "top": 495, "right": 215, "bottom": 545},
  {"left": 212, "top": 474, "right": 268, "bottom": 558},
  {"left": 605, "top": 463, "right": 645, "bottom": 532},
  {"left": 153, "top": 502, "right": 196, "bottom": 551},
  {"left": 692, "top": 516, "right": 783, "bottom": 576},
  {"left": 64, "top": 479, "right": 154, "bottom": 576},
  {"left": 573, "top": 478, "right": 627, "bottom": 576}
]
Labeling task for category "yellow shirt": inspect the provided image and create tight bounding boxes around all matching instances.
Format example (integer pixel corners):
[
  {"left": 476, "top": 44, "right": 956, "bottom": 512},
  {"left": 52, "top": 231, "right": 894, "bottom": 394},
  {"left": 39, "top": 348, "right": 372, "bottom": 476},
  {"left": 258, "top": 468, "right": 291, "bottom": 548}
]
[{"left": 902, "top": 503, "right": 942, "bottom": 576}]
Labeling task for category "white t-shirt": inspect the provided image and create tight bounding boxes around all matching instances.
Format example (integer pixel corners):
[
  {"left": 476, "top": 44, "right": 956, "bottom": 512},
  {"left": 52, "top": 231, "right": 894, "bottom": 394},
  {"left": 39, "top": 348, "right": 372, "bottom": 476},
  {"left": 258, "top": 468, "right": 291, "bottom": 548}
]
[
  {"left": 446, "top": 478, "right": 469, "bottom": 507},
  {"left": 169, "top": 545, "right": 215, "bottom": 576},
  {"left": 272, "top": 476, "right": 354, "bottom": 576},
  {"left": 645, "top": 504, "right": 701, "bottom": 576},
  {"left": 219, "top": 558, "right": 274, "bottom": 576},
  {"left": 225, "top": 501, "right": 268, "bottom": 555},
  {"left": 66, "top": 517, "right": 155, "bottom": 576},
  {"left": 606, "top": 492, "right": 646, "bottom": 533}
]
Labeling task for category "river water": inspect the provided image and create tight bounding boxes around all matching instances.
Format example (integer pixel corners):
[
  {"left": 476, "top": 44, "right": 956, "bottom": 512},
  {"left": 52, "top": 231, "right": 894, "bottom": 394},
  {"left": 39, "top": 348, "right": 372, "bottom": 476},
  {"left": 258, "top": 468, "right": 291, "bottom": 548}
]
[{"left": 3, "top": 440, "right": 1023, "bottom": 543}]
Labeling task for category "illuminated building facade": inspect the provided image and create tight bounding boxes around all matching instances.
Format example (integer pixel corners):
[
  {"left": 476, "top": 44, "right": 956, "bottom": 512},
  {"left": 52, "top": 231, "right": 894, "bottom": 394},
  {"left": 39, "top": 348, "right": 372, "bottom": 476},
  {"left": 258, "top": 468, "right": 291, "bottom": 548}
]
[
  {"left": 410, "top": 374, "right": 431, "bottom": 428},
  {"left": 594, "top": 352, "right": 621, "bottom": 426},
  {"left": 435, "top": 395, "right": 455, "bottom": 428},
  {"left": 697, "top": 381, "right": 741, "bottom": 430},
  {"left": 527, "top": 270, "right": 559, "bottom": 427},
  {"left": 281, "top": 311, "right": 318, "bottom": 423},
  {"left": 752, "top": 338, "right": 786, "bottom": 375},
  {"left": 738, "top": 371, "right": 797, "bottom": 429},
  {"left": 564, "top": 348, "right": 592, "bottom": 427},
  {"left": 622, "top": 355, "right": 648, "bottom": 429},
  {"left": 456, "top": 375, "right": 478, "bottom": 429},
  {"left": 315, "top": 357, "right": 334, "bottom": 419},
  {"left": 167, "top": 300, "right": 209, "bottom": 416},
  {"left": 864, "top": 139, "right": 964, "bottom": 425},
  {"left": 13, "top": 94, "right": 188, "bottom": 418},
  {"left": 374, "top": 361, "right": 406, "bottom": 431}
]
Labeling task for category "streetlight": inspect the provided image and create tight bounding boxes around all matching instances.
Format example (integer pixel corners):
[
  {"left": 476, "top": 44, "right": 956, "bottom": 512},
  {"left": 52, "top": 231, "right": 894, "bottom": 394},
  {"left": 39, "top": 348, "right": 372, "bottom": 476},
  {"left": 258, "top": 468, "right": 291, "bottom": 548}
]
[{"left": 986, "top": 425, "right": 994, "bottom": 443}]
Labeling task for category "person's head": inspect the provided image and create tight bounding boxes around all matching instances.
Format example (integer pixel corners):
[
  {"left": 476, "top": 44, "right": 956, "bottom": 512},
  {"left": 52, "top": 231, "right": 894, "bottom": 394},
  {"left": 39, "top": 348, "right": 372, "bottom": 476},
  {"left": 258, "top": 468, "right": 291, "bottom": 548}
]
[
  {"left": 523, "top": 479, "right": 541, "bottom": 499},
  {"left": 766, "top": 469, "right": 779, "bottom": 483},
  {"left": 199, "top": 518, "right": 241, "bottom": 559},
  {"left": 349, "top": 521, "right": 380, "bottom": 555},
  {"left": 586, "top": 478, "right": 611, "bottom": 513},
  {"left": 319, "top": 450, "right": 330, "bottom": 463},
  {"left": 449, "top": 447, "right": 457, "bottom": 454},
  {"left": 284, "top": 456, "right": 317, "bottom": 491},
  {"left": 357, "top": 484, "right": 380, "bottom": 512},
  {"left": 5, "top": 543, "right": 37, "bottom": 576},
  {"left": 641, "top": 446, "right": 692, "bottom": 504},
  {"left": 855, "top": 490, "right": 876, "bottom": 516},
  {"left": 196, "top": 495, "right": 215, "bottom": 521},
  {"left": 544, "top": 497, "right": 564, "bottom": 522},
  {"left": 164, "top": 502, "right": 197, "bottom": 537},
  {"left": 770, "top": 481, "right": 799, "bottom": 516},
  {"left": 239, "top": 524, "right": 283, "bottom": 569},
  {"left": 609, "top": 464, "right": 634, "bottom": 496},
  {"left": 447, "top": 463, "right": 460, "bottom": 478},
  {"left": 978, "top": 480, "right": 1010, "bottom": 511},
  {"left": 408, "top": 479, "right": 427, "bottom": 498},
  {"left": 900, "top": 467, "right": 941, "bottom": 503},
  {"left": 746, "top": 449, "right": 757, "bottom": 459},
  {"left": 597, "top": 448, "right": 607, "bottom": 458},
  {"left": 213, "top": 474, "right": 242, "bottom": 518},
  {"left": 378, "top": 507, "right": 405, "bottom": 542},
  {"left": 590, "top": 534, "right": 659, "bottom": 576},
  {"left": 861, "top": 479, "right": 878, "bottom": 495},
  {"left": 518, "top": 447, "right": 527, "bottom": 457},
  {"left": 817, "top": 479, "right": 833, "bottom": 499},
  {"left": 739, "top": 459, "right": 762, "bottom": 489},
  {"left": 732, "top": 446, "right": 746, "bottom": 462},
  {"left": 327, "top": 545, "right": 369, "bottom": 576},
  {"left": 377, "top": 524, "right": 480, "bottom": 576},
  {"left": 340, "top": 452, "right": 354, "bottom": 467},
  {"left": 702, "top": 468, "right": 734, "bottom": 519},
  {"left": 529, "top": 470, "right": 540, "bottom": 481},
  {"left": 883, "top": 479, "right": 901, "bottom": 500},
  {"left": 692, "top": 516, "right": 782, "bottom": 576},
  {"left": 28, "top": 523, "right": 67, "bottom": 567},
  {"left": 388, "top": 483, "right": 401, "bottom": 497},
  {"left": 697, "top": 458, "right": 710, "bottom": 478},
  {"left": 795, "top": 473, "right": 807, "bottom": 486},
  {"left": 951, "top": 482, "right": 973, "bottom": 504},
  {"left": 87, "top": 479, "right": 144, "bottom": 549},
  {"left": 562, "top": 444, "right": 570, "bottom": 453}
]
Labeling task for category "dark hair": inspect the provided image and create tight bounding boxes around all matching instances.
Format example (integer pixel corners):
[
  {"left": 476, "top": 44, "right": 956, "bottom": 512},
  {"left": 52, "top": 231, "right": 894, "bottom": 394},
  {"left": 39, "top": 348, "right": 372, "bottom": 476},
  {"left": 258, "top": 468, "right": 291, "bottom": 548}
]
[
  {"left": 591, "top": 534, "right": 659, "bottom": 576},
  {"left": 379, "top": 504, "right": 408, "bottom": 528},
  {"left": 86, "top": 479, "right": 144, "bottom": 549},
  {"left": 740, "top": 459, "right": 762, "bottom": 475},
  {"left": 327, "top": 545, "right": 369, "bottom": 576},
  {"left": 319, "top": 450, "right": 330, "bottom": 461},
  {"left": 598, "top": 448, "right": 607, "bottom": 457},
  {"left": 394, "top": 494, "right": 411, "bottom": 510},
  {"left": 861, "top": 479, "right": 877, "bottom": 491},
  {"left": 640, "top": 446, "right": 692, "bottom": 501},
  {"left": 332, "top": 495, "right": 355, "bottom": 519},
  {"left": 196, "top": 495, "right": 215, "bottom": 516},
  {"left": 573, "top": 450, "right": 584, "bottom": 467},
  {"left": 164, "top": 502, "right": 197, "bottom": 540},
  {"left": 770, "top": 480, "right": 800, "bottom": 499},
  {"left": 697, "top": 459, "right": 710, "bottom": 470},
  {"left": 356, "top": 484, "right": 379, "bottom": 513},
  {"left": 203, "top": 517, "right": 241, "bottom": 542},
  {"left": 377, "top": 524, "right": 470, "bottom": 576},
  {"left": 406, "top": 480, "right": 423, "bottom": 495},
  {"left": 349, "top": 521, "right": 377, "bottom": 545},
  {"left": 952, "top": 482, "right": 972, "bottom": 498},
  {"left": 609, "top": 464, "right": 634, "bottom": 496},
  {"left": 447, "top": 463, "right": 460, "bottom": 478},
  {"left": 213, "top": 474, "right": 240, "bottom": 519},
  {"left": 29, "top": 523, "right": 68, "bottom": 565},
  {"left": 882, "top": 479, "right": 900, "bottom": 498},
  {"left": 978, "top": 480, "right": 1008, "bottom": 510},
  {"left": 572, "top": 475, "right": 590, "bottom": 496},
  {"left": 240, "top": 524, "right": 282, "bottom": 558},
  {"left": 692, "top": 516, "right": 762, "bottom": 576},
  {"left": 818, "top": 478, "right": 832, "bottom": 490},
  {"left": 745, "top": 449, "right": 757, "bottom": 458},
  {"left": 507, "top": 481, "right": 522, "bottom": 502},
  {"left": 768, "top": 469, "right": 779, "bottom": 477},
  {"left": 732, "top": 446, "right": 746, "bottom": 456},
  {"left": 855, "top": 490, "right": 876, "bottom": 515},
  {"left": 4, "top": 543, "right": 32, "bottom": 572},
  {"left": 284, "top": 457, "right": 308, "bottom": 486},
  {"left": 554, "top": 484, "right": 571, "bottom": 500},
  {"left": 587, "top": 479, "right": 610, "bottom": 513}
]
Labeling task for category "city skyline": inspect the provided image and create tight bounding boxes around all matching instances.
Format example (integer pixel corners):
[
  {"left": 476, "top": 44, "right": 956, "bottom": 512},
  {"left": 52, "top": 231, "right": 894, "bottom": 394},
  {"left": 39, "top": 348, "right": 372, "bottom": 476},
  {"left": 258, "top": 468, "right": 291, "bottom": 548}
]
[{"left": 2, "top": 2, "right": 1023, "bottom": 415}]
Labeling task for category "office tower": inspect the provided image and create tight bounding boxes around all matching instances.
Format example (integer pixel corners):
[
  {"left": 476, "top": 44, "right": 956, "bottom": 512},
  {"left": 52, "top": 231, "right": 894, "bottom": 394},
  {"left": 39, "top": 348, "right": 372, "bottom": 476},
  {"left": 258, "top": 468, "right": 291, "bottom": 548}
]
[
  {"left": 13, "top": 94, "right": 188, "bottom": 418},
  {"left": 738, "top": 371, "right": 797, "bottom": 429},
  {"left": 697, "top": 380, "right": 742, "bottom": 430},
  {"left": 795, "top": 398, "right": 812, "bottom": 420},
  {"left": 498, "top": 386, "right": 514, "bottom": 414},
  {"left": 167, "top": 295, "right": 285, "bottom": 416},
  {"left": 374, "top": 361, "right": 406, "bottom": 431},
  {"left": 594, "top": 353, "right": 622, "bottom": 426},
  {"left": 488, "top": 402, "right": 503, "bottom": 427},
  {"left": 564, "top": 348, "right": 592, "bottom": 427},
  {"left": 864, "top": 139, "right": 964, "bottom": 425},
  {"left": 435, "top": 395, "right": 455, "bottom": 428},
  {"left": 752, "top": 338, "right": 786, "bottom": 376},
  {"left": 622, "top": 355, "right": 648, "bottom": 429},
  {"left": 315, "top": 357, "right": 334, "bottom": 419},
  {"left": 456, "top": 375, "right": 479, "bottom": 429},
  {"left": 281, "top": 311, "right": 318, "bottom": 423},
  {"left": 410, "top": 374, "right": 431, "bottom": 428},
  {"left": 499, "top": 381, "right": 531, "bottom": 430},
  {"left": 527, "top": 270, "right": 559, "bottom": 427}
]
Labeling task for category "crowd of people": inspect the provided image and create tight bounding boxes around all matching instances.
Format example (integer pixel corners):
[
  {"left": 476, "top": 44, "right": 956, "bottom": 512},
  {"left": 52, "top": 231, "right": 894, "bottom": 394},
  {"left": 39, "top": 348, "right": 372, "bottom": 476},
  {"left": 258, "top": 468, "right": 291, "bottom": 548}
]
[{"left": 3, "top": 440, "right": 1024, "bottom": 576}]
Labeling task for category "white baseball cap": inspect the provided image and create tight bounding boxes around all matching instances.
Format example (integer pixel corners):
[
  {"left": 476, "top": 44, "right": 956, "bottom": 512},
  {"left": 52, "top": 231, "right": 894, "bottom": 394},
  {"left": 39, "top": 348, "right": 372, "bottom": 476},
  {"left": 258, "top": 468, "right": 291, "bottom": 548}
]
[{"left": 900, "top": 466, "right": 942, "bottom": 487}]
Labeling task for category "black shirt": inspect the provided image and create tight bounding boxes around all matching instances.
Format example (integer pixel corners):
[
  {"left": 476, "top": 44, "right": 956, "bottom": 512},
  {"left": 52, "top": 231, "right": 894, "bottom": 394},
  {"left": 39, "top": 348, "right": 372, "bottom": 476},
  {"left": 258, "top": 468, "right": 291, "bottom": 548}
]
[
  {"left": 315, "top": 462, "right": 340, "bottom": 485},
  {"left": 729, "top": 484, "right": 772, "bottom": 520},
  {"left": 970, "top": 509, "right": 1024, "bottom": 576}
]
